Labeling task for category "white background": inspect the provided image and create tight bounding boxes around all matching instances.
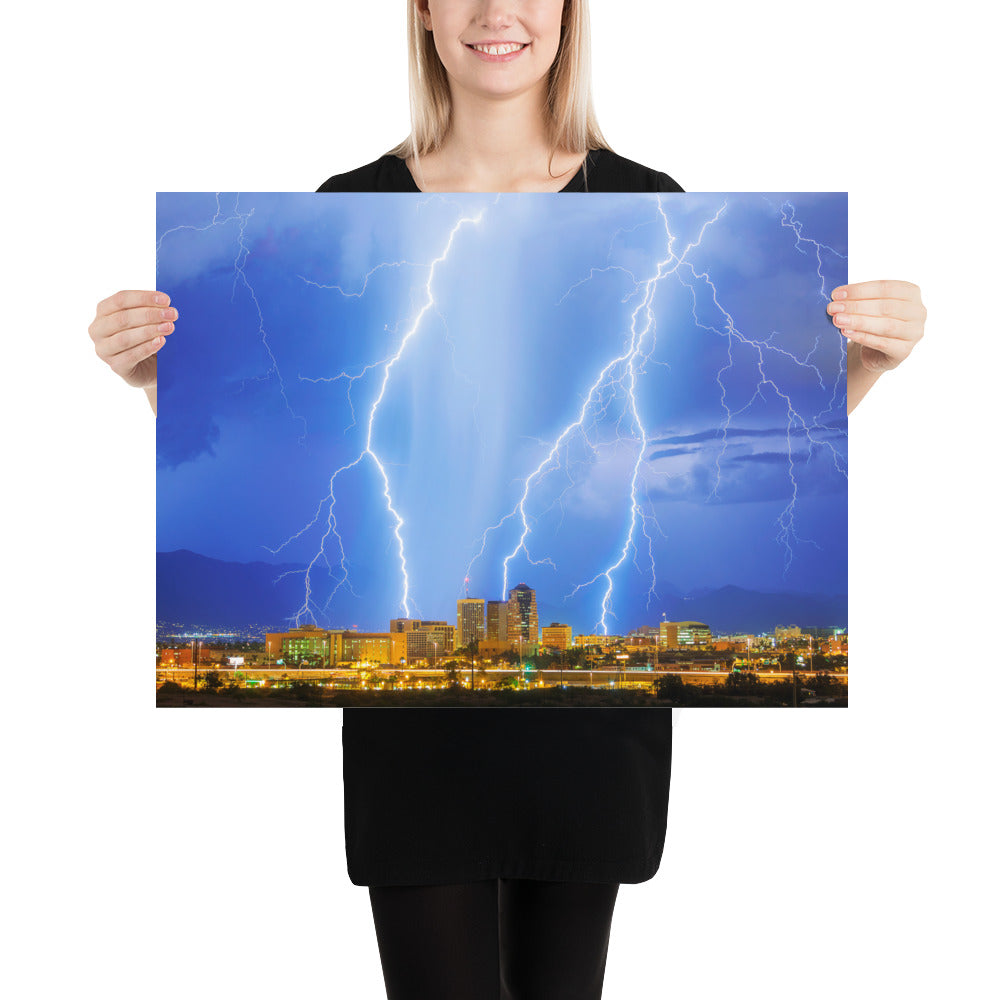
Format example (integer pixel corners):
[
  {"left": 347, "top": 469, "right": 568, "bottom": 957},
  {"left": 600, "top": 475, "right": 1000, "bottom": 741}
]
[{"left": 3, "top": 2, "right": 996, "bottom": 997}]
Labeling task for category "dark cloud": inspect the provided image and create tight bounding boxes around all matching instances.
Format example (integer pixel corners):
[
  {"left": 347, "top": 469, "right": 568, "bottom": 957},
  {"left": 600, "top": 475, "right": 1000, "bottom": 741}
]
[
  {"left": 733, "top": 450, "right": 811, "bottom": 465},
  {"left": 650, "top": 420, "right": 846, "bottom": 449},
  {"left": 156, "top": 405, "right": 221, "bottom": 470},
  {"left": 647, "top": 446, "right": 701, "bottom": 461},
  {"left": 648, "top": 448, "right": 846, "bottom": 505}
]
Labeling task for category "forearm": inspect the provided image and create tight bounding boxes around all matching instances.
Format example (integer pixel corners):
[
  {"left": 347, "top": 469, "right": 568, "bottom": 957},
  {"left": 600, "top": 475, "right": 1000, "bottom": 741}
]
[
  {"left": 845, "top": 341, "right": 882, "bottom": 416},
  {"left": 145, "top": 384, "right": 157, "bottom": 416}
]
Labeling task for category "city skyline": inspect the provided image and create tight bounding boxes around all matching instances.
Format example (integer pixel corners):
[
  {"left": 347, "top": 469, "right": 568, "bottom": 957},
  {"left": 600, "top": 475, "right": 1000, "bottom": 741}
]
[{"left": 156, "top": 549, "right": 846, "bottom": 642}]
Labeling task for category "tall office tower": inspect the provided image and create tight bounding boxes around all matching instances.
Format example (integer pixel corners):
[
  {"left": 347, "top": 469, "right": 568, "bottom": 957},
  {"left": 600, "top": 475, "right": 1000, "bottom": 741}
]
[
  {"left": 456, "top": 598, "right": 486, "bottom": 648},
  {"left": 486, "top": 600, "right": 508, "bottom": 642},
  {"left": 506, "top": 583, "right": 538, "bottom": 645},
  {"left": 658, "top": 621, "right": 679, "bottom": 648}
]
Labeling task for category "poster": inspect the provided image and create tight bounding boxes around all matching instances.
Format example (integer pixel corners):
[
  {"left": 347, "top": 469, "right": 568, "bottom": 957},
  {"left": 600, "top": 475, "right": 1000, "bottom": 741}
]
[{"left": 156, "top": 192, "right": 847, "bottom": 707}]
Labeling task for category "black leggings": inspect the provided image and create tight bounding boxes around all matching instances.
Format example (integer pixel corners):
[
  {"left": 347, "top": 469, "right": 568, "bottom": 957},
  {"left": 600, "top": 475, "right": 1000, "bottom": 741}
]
[{"left": 368, "top": 878, "right": 620, "bottom": 1000}]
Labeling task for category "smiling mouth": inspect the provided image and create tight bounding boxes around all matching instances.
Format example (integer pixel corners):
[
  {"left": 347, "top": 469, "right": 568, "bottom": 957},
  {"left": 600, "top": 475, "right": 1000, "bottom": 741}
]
[{"left": 467, "top": 42, "right": 529, "bottom": 56}]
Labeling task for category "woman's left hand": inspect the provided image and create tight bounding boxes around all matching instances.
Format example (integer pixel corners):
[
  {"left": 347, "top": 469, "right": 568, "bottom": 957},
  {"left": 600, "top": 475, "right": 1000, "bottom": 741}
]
[{"left": 827, "top": 280, "right": 926, "bottom": 373}]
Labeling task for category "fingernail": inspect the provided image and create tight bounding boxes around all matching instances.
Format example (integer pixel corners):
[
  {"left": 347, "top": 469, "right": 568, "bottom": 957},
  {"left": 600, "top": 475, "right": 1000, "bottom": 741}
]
[
  {"left": 828, "top": 302, "right": 845, "bottom": 314},
  {"left": 158, "top": 321, "right": 173, "bottom": 332},
  {"left": 154, "top": 292, "right": 167, "bottom": 305},
  {"left": 833, "top": 288, "right": 847, "bottom": 300}
]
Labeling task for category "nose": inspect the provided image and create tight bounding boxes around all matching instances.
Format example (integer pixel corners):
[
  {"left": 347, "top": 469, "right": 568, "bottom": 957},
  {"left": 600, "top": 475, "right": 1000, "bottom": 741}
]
[{"left": 477, "top": 0, "right": 516, "bottom": 31}]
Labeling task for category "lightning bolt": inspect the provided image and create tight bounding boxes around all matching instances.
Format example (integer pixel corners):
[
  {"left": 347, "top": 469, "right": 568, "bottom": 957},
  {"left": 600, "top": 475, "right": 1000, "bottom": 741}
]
[
  {"left": 159, "top": 193, "right": 846, "bottom": 637},
  {"left": 464, "top": 198, "right": 724, "bottom": 631},
  {"left": 267, "top": 208, "right": 485, "bottom": 625},
  {"left": 464, "top": 195, "right": 846, "bottom": 633},
  {"left": 673, "top": 200, "right": 847, "bottom": 572}
]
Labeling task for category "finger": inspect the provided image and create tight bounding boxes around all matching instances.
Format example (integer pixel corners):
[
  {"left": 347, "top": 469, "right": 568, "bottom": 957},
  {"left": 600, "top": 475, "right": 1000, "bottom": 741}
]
[
  {"left": 836, "top": 325, "right": 902, "bottom": 357},
  {"left": 827, "top": 296, "right": 926, "bottom": 322},
  {"left": 96, "top": 320, "right": 175, "bottom": 361},
  {"left": 831, "top": 312, "right": 915, "bottom": 340},
  {"left": 90, "top": 304, "right": 178, "bottom": 343},
  {"left": 107, "top": 334, "right": 166, "bottom": 378},
  {"left": 94, "top": 289, "right": 170, "bottom": 319},
  {"left": 830, "top": 280, "right": 920, "bottom": 302}
]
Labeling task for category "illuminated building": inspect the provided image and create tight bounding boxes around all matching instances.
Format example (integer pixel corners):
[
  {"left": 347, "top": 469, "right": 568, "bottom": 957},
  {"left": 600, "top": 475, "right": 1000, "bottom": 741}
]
[
  {"left": 389, "top": 631, "right": 407, "bottom": 664},
  {"left": 575, "top": 634, "right": 623, "bottom": 653},
  {"left": 159, "top": 647, "right": 193, "bottom": 667},
  {"left": 506, "top": 583, "right": 538, "bottom": 646},
  {"left": 629, "top": 625, "right": 659, "bottom": 639},
  {"left": 677, "top": 622, "right": 711, "bottom": 646},
  {"left": 390, "top": 619, "right": 455, "bottom": 662},
  {"left": 486, "top": 600, "right": 508, "bottom": 643},
  {"left": 457, "top": 598, "right": 486, "bottom": 648},
  {"left": 624, "top": 630, "right": 657, "bottom": 649},
  {"left": 541, "top": 623, "right": 572, "bottom": 650},
  {"left": 659, "top": 621, "right": 712, "bottom": 648},
  {"left": 822, "top": 635, "right": 848, "bottom": 656},
  {"left": 775, "top": 625, "right": 802, "bottom": 641},
  {"left": 712, "top": 640, "right": 744, "bottom": 652},
  {"left": 265, "top": 624, "right": 334, "bottom": 665},
  {"left": 799, "top": 626, "right": 845, "bottom": 640},
  {"left": 658, "top": 621, "right": 678, "bottom": 648},
  {"left": 342, "top": 632, "right": 392, "bottom": 664}
]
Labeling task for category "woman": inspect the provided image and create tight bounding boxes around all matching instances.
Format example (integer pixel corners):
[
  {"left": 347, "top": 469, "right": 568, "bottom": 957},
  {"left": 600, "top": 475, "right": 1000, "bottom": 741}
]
[{"left": 90, "top": 2, "right": 925, "bottom": 997}]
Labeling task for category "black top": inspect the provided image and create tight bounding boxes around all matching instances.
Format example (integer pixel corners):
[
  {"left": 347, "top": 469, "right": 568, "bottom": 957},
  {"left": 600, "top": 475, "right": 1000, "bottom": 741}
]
[
  {"left": 318, "top": 147, "right": 683, "bottom": 195},
  {"left": 319, "top": 149, "right": 682, "bottom": 886}
]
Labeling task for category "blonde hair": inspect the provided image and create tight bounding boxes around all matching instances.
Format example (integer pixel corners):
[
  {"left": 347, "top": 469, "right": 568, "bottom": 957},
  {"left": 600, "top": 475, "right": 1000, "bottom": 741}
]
[{"left": 388, "top": 0, "right": 611, "bottom": 170}]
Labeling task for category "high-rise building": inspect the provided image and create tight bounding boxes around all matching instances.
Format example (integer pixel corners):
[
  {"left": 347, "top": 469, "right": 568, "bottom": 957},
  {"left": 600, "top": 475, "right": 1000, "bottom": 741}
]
[
  {"left": 658, "top": 621, "right": 678, "bottom": 648},
  {"left": 456, "top": 598, "right": 486, "bottom": 648},
  {"left": 506, "top": 583, "right": 538, "bottom": 646},
  {"left": 486, "top": 600, "right": 508, "bottom": 643}
]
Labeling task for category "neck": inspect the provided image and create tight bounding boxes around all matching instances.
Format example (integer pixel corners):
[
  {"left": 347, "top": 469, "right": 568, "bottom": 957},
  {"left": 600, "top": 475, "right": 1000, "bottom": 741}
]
[
  {"left": 452, "top": 80, "right": 551, "bottom": 155},
  {"left": 414, "top": 80, "right": 576, "bottom": 191}
]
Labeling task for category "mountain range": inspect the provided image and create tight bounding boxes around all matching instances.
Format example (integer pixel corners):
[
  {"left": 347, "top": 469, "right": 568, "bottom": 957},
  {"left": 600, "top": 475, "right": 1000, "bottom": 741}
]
[{"left": 157, "top": 549, "right": 846, "bottom": 637}]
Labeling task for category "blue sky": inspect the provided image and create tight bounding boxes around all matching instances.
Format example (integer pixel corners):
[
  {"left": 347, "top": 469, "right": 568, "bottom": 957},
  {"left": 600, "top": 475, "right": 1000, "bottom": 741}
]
[{"left": 156, "top": 192, "right": 847, "bottom": 634}]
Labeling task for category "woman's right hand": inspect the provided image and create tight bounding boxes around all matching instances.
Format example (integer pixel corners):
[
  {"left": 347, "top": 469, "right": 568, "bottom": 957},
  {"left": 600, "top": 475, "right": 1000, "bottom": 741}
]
[{"left": 89, "top": 290, "right": 177, "bottom": 390}]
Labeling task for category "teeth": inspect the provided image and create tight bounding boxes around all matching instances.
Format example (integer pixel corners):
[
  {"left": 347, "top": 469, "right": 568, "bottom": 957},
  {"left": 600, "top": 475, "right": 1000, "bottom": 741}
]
[{"left": 472, "top": 43, "right": 525, "bottom": 55}]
